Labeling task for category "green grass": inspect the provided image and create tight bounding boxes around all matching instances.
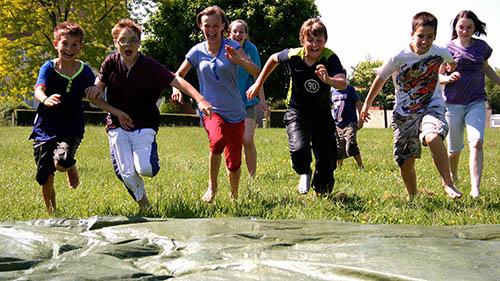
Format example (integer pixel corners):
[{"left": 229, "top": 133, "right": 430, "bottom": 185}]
[{"left": 0, "top": 125, "right": 499, "bottom": 225}]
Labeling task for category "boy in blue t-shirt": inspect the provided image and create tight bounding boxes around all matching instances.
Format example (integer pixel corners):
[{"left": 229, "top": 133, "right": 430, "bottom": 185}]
[
  {"left": 331, "top": 85, "right": 364, "bottom": 169},
  {"left": 29, "top": 22, "right": 95, "bottom": 214}
]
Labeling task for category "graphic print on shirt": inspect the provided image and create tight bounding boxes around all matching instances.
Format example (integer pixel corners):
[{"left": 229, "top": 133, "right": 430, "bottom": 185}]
[
  {"left": 396, "top": 55, "right": 443, "bottom": 114},
  {"left": 304, "top": 79, "right": 320, "bottom": 94},
  {"left": 331, "top": 93, "right": 348, "bottom": 123}
]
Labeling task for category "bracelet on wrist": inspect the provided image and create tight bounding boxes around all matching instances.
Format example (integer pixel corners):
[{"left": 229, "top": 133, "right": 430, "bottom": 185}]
[{"left": 42, "top": 97, "right": 48, "bottom": 104}]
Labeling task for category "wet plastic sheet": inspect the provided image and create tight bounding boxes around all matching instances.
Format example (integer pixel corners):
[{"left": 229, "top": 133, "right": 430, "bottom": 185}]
[{"left": 0, "top": 216, "right": 498, "bottom": 280}]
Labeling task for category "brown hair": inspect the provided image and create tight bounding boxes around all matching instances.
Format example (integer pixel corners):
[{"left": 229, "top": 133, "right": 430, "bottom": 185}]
[
  {"left": 111, "top": 19, "right": 142, "bottom": 40},
  {"left": 299, "top": 18, "right": 328, "bottom": 44},
  {"left": 53, "top": 22, "right": 84, "bottom": 42},
  {"left": 412, "top": 12, "right": 438, "bottom": 34},
  {"left": 196, "top": 5, "right": 229, "bottom": 34},
  {"left": 451, "top": 10, "right": 487, "bottom": 40}
]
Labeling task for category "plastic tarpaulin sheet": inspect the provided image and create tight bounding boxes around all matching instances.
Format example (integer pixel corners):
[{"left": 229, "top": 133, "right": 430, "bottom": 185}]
[{"left": 0, "top": 216, "right": 498, "bottom": 280}]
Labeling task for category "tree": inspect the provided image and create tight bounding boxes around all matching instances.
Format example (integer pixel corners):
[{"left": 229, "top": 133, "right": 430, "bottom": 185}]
[
  {"left": 141, "top": 0, "right": 319, "bottom": 103},
  {"left": 485, "top": 68, "right": 500, "bottom": 114},
  {"left": 0, "top": 0, "right": 133, "bottom": 101},
  {"left": 349, "top": 59, "right": 395, "bottom": 109}
]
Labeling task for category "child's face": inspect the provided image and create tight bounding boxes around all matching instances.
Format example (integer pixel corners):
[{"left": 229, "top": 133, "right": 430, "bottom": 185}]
[
  {"left": 200, "top": 14, "right": 224, "bottom": 44},
  {"left": 303, "top": 33, "right": 326, "bottom": 61},
  {"left": 410, "top": 25, "right": 436, "bottom": 55},
  {"left": 229, "top": 22, "right": 246, "bottom": 44},
  {"left": 114, "top": 28, "right": 140, "bottom": 61},
  {"left": 455, "top": 18, "right": 475, "bottom": 41},
  {"left": 53, "top": 35, "right": 82, "bottom": 61}
]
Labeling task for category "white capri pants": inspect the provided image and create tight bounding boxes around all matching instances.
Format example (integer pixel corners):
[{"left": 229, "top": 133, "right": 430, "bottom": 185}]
[{"left": 108, "top": 128, "right": 160, "bottom": 201}]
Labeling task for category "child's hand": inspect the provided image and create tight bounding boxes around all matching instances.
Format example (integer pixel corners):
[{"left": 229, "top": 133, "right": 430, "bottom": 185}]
[
  {"left": 315, "top": 64, "right": 329, "bottom": 83},
  {"left": 197, "top": 99, "right": 212, "bottom": 118},
  {"left": 171, "top": 89, "right": 183, "bottom": 103},
  {"left": 360, "top": 104, "right": 371, "bottom": 123},
  {"left": 246, "top": 83, "right": 260, "bottom": 101},
  {"left": 116, "top": 111, "right": 134, "bottom": 130},
  {"left": 259, "top": 100, "right": 270, "bottom": 113},
  {"left": 449, "top": 71, "right": 461, "bottom": 82},
  {"left": 224, "top": 45, "right": 241, "bottom": 64},
  {"left": 85, "top": 85, "right": 103, "bottom": 100},
  {"left": 42, "top": 94, "right": 61, "bottom": 107}
]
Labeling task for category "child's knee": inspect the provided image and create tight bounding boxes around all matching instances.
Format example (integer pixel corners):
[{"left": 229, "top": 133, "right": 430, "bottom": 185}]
[{"left": 469, "top": 139, "right": 483, "bottom": 150}]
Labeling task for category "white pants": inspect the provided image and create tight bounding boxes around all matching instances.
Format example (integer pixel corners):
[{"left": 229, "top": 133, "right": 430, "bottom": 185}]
[{"left": 108, "top": 128, "right": 159, "bottom": 201}]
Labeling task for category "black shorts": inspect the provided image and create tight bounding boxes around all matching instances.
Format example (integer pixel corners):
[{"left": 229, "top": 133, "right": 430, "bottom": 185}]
[{"left": 33, "top": 137, "right": 81, "bottom": 185}]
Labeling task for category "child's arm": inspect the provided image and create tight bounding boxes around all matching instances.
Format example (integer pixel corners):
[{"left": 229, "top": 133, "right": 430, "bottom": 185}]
[
  {"left": 315, "top": 65, "right": 347, "bottom": 90},
  {"left": 484, "top": 61, "right": 500, "bottom": 86},
  {"left": 171, "top": 59, "right": 192, "bottom": 104},
  {"left": 360, "top": 76, "right": 387, "bottom": 122},
  {"left": 246, "top": 53, "right": 280, "bottom": 100},
  {"left": 85, "top": 84, "right": 134, "bottom": 130},
  {"left": 170, "top": 75, "right": 212, "bottom": 117},
  {"left": 438, "top": 63, "right": 461, "bottom": 84},
  {"left": 355, "top": 99, "right": 364, "bottom": 129},
  {"left": 225, "top": 45, "right": 260, "bottom": 78},
  {"left": 34, "top": 85, "right": 61, "bottom": 107}
]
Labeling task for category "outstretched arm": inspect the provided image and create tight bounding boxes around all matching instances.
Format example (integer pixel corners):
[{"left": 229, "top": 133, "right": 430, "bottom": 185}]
[
  {"left": 85, "top": 85, "right": 135, "bottom": 130},
  {"left": 246, "top": 53, "right": 280, "bottom": 100},
  {"left": 360, "top": 76, "right": 387, "bottom": 123},
  {"left": 484, "top": 61, "right": 500, "bottom": 86},
  {"left": 170, "top": 75, "right": 212, "bottom": 117},
  {"left": 171, "top": 59, "right": 192, "bottom": 103}
]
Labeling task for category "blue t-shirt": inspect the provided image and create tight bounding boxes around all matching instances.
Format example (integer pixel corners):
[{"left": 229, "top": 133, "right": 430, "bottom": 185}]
[
  {"left": 30, "top": 60, "right": 95, "bottom": 141},
  {"left": 331, "top": 85, "right": 360, "bottom": 128},
  {"left": 237, "top": 40, "right": 261, "bottom": 108},
  {"left": 186, "top": 38, "right": 245, "bottom": 123}
]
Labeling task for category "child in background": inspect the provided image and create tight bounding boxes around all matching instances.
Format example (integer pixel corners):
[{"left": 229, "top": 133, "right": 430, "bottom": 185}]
[
  {"left": 228, "top": 19, "right": 269, "bottom": 178},
  {"left": 247, "top": 18, "right": 347, "bottom": 196},
  {"left": 171, "top": 6, "right": 259, "bottom": 203},
  {"left": 30, "top": 22, "right": 96, "bottom": 214},
  {"left": 86, "top": 19, "right": 211, "bottom": 210},
  {"left": 360, "top": 12, "right": 461, "bottom": 200},
  {"left": 331, "top": 85, "right": 364, "bottom": 169},
  {"left": 440, "top": 10, "right": 500, "bottom": 198}
]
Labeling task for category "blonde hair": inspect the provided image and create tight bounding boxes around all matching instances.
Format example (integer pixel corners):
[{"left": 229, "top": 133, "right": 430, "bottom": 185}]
[
  {"left": 54, "top": 22, "right": 84, "bottom": 43},
  {"left": 299, "top": 18, "right": 328, "bottom": 44},
  {"left": 111, "top": 19, "right": 142, "bottom": 40}
]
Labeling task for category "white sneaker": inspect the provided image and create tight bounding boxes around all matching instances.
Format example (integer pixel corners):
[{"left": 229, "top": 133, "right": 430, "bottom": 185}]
[
  {"left": 444, "top": 185, "right": 462, "bottom": 199},
  {"left": 297, "top": 174, "right": 310, "bottom": 194}
]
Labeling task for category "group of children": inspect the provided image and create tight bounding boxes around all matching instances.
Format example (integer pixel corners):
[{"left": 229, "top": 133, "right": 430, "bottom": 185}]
[{"left": 30, "top": 7, "right": 499, "bottom": 214}]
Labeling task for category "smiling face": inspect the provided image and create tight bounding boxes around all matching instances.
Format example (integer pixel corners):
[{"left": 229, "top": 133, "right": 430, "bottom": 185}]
[
  {"left": 410, "top": 25, "right": 436, "bottom": 55},
  {"left": 53, "top": 35, "right": 82, "bottom": 62},
  {"left": 114, "top": 27, "right": 140, "bottom": 62},
  {"left": 200, "top": 14, "right": 224, "bottom": 45},
  {"left": 303, "top": 34, "right": 326, "bottom": 61},
  {"left": 229, "top": 21, "right": 246, "bottom": 45},
  {"left": 455, "top": 17, "right": 475, "bottom": 42}
]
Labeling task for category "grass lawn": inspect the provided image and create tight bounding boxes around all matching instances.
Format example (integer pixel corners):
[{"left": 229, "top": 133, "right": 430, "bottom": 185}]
[{"left": 0, "top": 125, "right": 498, "bottom": 225}]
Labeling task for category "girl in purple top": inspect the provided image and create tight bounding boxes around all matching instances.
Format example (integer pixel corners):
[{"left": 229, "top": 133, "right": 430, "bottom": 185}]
[
  {"left": 172, "top": 6, "right": 259, "bottom": 203},
  {"left": 440, "top": 11, "right": 500, "bottom": 198}
]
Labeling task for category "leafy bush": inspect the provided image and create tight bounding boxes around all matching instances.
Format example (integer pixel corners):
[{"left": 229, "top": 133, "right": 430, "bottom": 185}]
[{"left": 0, "top": 96, "right": 30, "bottom": 125}]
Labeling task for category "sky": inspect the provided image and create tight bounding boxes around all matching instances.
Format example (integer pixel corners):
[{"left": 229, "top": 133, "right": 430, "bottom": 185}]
[{"left": 316, "top": 0, "right": 500, "bottom": 76}]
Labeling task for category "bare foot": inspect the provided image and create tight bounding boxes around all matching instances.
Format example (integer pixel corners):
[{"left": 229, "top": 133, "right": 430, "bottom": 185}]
[
  {"left": 230, "top": 188, "right": 238, "bottom": 200},
  {"left": 67, "top": 166, "right": 79, "bottom": 189},
  {"left": 202, "top": 187, "right": 216, "bottom": 203}
]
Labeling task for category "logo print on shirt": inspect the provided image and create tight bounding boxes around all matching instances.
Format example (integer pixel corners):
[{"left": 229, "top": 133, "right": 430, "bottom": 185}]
[{"left": 304, "top": 79, "right": 320, "bottom": 93}]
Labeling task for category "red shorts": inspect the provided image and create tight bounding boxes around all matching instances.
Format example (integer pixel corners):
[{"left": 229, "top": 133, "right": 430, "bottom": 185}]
[{"left": 203, "top": 113, "right": 244, "bottom": 171}]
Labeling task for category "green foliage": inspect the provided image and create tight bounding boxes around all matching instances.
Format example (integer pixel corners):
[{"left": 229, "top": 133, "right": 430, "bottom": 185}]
[
  {"left": 1, "top": 126, "right": 499, "bottom": 225},
  {"left": 350, "top": 59, "right": 395, "bottom": 108},
  {"left": 141, "top": 0, "right": 319, "bottom": 102},
  {"left": 0, "top": 96, "right": 30, "bottom": 125},
  {"left": 485, "top": 68, "right": 500, "bottom": 113},
  {"left": 0, "top": 0, "right": 132, "bottom": 99}
]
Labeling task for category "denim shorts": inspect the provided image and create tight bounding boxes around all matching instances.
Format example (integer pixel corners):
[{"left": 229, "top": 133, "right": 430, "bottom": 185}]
[{"left": 445, "top": 100, "right": 486, "bottom": 153}]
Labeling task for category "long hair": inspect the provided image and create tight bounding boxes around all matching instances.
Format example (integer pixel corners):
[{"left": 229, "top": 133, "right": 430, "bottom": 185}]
[{"left": 451, "top": 10, "right": 487, "bottom": 39}]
